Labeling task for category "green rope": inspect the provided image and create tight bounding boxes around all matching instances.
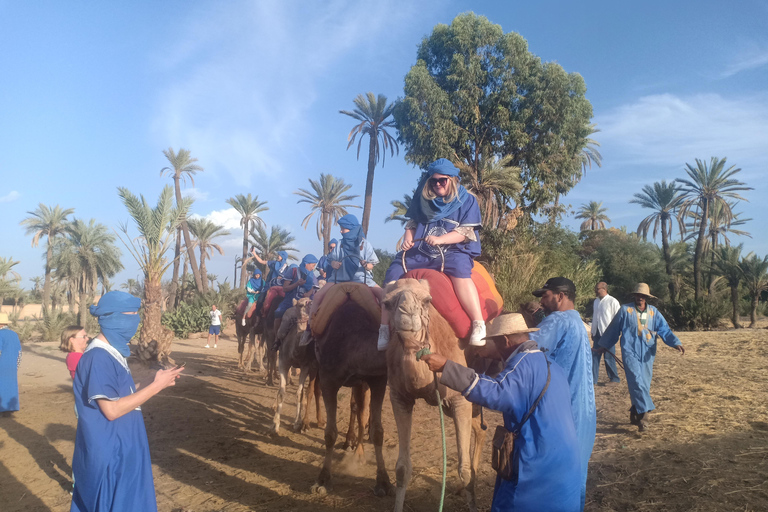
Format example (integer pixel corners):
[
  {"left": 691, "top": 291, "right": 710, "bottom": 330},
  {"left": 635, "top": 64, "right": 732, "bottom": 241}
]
[{"left": 416, "top": 347, "right": 447, "bottom": 512}]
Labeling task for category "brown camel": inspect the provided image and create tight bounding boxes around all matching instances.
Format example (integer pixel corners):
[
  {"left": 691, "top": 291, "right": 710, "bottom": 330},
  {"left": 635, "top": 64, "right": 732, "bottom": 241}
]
[
  {"left": 382, "top": 278, "right": 486, "bottom": 512},
  {"left": 310, "top": 299, "right": 391, "bottom": 498},
  {"left": 271, "top": 298, "right": 325, "bottom": 434},
  {"left": 257, "top": 290, "right": 282, "bottom": 386},
  {"left": 235, "top": 300, "right": 265, "bottom": 373}
]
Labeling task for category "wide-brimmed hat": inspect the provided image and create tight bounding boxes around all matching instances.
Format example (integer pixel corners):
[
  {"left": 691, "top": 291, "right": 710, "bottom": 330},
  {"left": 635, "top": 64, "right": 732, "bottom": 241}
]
[
  {"left": 0, "top": 312, "right": 9, "bottom": 324},
  {"left": 631, "top": 283, "right": 656, "bottom": 299},
  {"left": 483, "top": 313, "right": 538, "bottom": 339}
]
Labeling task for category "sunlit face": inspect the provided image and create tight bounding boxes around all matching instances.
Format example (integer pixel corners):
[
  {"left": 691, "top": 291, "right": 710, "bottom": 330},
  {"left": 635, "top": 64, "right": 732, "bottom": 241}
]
[
  {"left": 70, "top": 329, "right": 89, "bottom": 353},
  {"left": 340, "top": 227, "right": 350, "bottom": 234},
  {"left": 595, "top": 285, "right": 607, "bottom": 299},
  {"left": 428, "top": 173, "right": 451, "bottom": 198},
  {"left": 539, "top": 289, "right": 563, "bottom": 314},
  {"left": 329, "top": 243, "right": 337, "bottom": 250},
  {"left": 305, "top": 263, "right": 317, "bottom": 272},
  {"left": 212, "top": 305, "right": 217, "bottom": 311},
  {"left": 634, "top": 295, "right": 647, "bottom": 310}
]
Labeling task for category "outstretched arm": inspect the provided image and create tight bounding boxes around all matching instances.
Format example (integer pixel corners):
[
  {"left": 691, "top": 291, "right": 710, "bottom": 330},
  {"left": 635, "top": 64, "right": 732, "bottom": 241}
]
[
  {"left": 97, "top": 367, "right": 183, "bottom": 421},
  {"left": 249, "top": 248, "right": 267, "bottom": 266}
]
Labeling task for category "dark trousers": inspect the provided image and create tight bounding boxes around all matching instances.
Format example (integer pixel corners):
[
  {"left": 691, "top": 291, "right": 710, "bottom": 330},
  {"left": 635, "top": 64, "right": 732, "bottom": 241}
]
[{"left": 592, "top": 334, "right": 620, "bottom": 384}]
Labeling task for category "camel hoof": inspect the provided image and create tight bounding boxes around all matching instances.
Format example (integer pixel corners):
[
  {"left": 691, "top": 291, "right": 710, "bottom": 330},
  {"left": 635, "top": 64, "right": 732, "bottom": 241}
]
[
  {"left": 373, "top": 481, "right": 392, "bottom": 497},
  {"left": 317, "top": 422, "right": 326, "bottom": 430},
  {"left": 310, "top": 484, "right": 327, "bottom": 495}
]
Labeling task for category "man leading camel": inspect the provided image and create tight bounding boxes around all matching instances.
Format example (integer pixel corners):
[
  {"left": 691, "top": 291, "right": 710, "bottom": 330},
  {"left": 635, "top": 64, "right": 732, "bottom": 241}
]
[
  {"left": 422, "top": 313, "right": 581, "bottom": 511},
  {"left": 528, "top": 277, "right": 595, "bottom": 510}
]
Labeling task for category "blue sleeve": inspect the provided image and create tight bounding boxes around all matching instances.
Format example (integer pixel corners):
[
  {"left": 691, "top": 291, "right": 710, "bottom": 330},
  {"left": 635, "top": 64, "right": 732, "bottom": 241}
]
[
  {"left": 81, "top": 350, "right": 122, "bottom": 404},
  {"left": 597, "top": 310, "right": 624, "bottom": 350},
  {"left": 363, "top": 240, "right": 378, "bottom": 265},
  {"left": 458, "top": 194, "right": 482, "bottom": 227},
  {"left": 529, "top": 315, "right": 564, "bottom": 354},
  {"left": 654, "top": 310, "right": 681, "bottom": 347},
  {"left": 465, "top": 356, "right": 530, "bottom": 415}
]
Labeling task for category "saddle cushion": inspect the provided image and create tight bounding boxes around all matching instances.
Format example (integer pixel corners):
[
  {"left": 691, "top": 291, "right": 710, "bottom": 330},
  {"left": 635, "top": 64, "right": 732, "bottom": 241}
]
[
  {"left": 404, "top": 261, "right": 503, "bottom": 339},
  {"left": 310, "top": 282, "right": 381, "bottom": 337},
  {"left": 262, "top": 286, "right": 285, "bottom": 316}
]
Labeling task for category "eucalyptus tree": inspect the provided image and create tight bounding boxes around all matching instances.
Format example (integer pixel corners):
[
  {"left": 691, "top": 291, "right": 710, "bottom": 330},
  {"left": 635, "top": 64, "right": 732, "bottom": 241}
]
[
  {"left": 740, "top": 253, "right": 768, "bottom": 328},
  {"left": 393, "top": 13, "right": 594, "bottom": 218},
  {"left": 340, "top": 92, "right": 399, "bottom": 235},
  {"left": 575, "top": 201, "right": 610, "bottom": 231},
  {"left": 226, "top": 193, "right": 269, "bottom": 289},
  {"left": 117, "top": 185, "right": 191, "bottom": 359},
  {"left": 712, "top": 244, "right": 745, "bottom": 328},
  {"left": 187, "top": 218, "right": 230, "bottom": 294},
  {"left": 20, "top": 204, "right": 75, "bottom": 313},
  {"left": 675, "top": 157, "right": 752, "bottom": 300},
  {"left": 249, "top": 224, "right": 297, "bottom": 267},
  {"left": 53, "top": 218, "right": 123, "bottom": 326},
  {"left": 456, "top": 154, "right": 521, "bottom": 228},
  {"left": 630, "top": 180, "right": 686, "bottom": 300},
  {"left": 294, "top": 174, "right": 360, "bottom": 254},
  {"left": 160, "top": 147, "right": 204, "bottom": 295}
]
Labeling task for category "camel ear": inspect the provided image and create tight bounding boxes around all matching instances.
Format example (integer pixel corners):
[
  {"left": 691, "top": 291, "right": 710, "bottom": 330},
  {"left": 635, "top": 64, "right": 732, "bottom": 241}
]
[
  {"left": 417, "top": 279, "right": 431, "bottom": 294},
  {"left": 292, "top": 298, "right": 298, "bottom": 306}
]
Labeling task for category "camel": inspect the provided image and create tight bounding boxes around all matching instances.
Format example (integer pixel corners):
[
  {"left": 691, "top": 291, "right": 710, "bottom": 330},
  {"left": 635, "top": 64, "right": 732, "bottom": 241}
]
[
  {"left": 310, "top": 299, "right": 391, "bottom": 498},
  {"left": 235, "top": 300, "right": 264, "bottom": 373},
  {"left": 382, "top": 278, "right": 486, "bottom": 512},
  {"left": 271, "top": 298, "right": 325, "bottom": 434},
  {"left": 258, "top": 289, "right": 282, "bottom": 386}
]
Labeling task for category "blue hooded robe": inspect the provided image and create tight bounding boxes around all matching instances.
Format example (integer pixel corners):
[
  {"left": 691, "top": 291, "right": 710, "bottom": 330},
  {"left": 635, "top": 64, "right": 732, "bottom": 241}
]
[
  {"left": 328, "top": 215, "right": 378, "bottom": 285},
  {"left": 0, "top": 327, "right": 21, "bottom": 412}
]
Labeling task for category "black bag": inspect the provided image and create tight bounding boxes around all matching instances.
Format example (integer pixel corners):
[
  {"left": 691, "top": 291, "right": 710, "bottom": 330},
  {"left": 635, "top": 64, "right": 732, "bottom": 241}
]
[{"left": 491, "top": 356, "right": 551, "bottom": 481}]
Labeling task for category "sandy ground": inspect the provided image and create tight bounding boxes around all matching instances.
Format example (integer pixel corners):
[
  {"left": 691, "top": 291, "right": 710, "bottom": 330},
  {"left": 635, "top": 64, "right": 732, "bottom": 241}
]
[{"left": 1, "top": 322, "right": 767, "bottom": 512}]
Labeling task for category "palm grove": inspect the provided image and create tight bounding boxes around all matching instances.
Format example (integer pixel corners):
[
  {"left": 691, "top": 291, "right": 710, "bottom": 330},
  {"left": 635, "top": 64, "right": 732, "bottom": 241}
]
[{"left": 4, "top": 13, "right": 766, "bottom": 361}]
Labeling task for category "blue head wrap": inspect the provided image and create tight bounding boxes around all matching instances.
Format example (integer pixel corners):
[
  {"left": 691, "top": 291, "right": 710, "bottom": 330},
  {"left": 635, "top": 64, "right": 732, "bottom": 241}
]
[
  {"left": 336, "top": 214, "right": 365, "bottom": 280},
  {"left": 90, "top": 291, "right": 141, "bottom": 357},
  {"left": 277, "top": 251, "right": 289, "bottom": 263},
  {"left": 328, "top": 238, "right": 338, "bottom": 248},
  {"left": 249, "top": 268, "right": 264, "bottom": 291},
  {"left": 405, "top": 158, "right": 468, "bottom": 224},
  {"left": 298, "top": 254, "right": 319, "bottom": 289}
]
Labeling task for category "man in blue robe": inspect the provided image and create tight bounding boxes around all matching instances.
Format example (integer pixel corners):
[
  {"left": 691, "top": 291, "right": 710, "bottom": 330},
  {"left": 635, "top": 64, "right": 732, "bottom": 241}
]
[
  {"left": 596, "top": 283, "right": 684, "bottom": 431},
  {"left": 421, "top": 313, "right": 581, "bottom": 511},
  {"left": 317, "top": 239, "right": 337, "bottom": 279},
  {"left": 528, "top": 277, "right": 595, "bottom": 511},
  {"left": 328, "top": 215, "right": 378, "bottom": 285},
  {"left": 0, "top": 313, "right": 21, "bottom": 416}
]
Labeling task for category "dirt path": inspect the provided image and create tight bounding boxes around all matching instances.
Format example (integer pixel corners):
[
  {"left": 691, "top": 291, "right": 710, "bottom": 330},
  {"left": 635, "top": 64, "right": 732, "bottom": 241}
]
[{"left": 1, "top": 325, "right": 767, "bottom": 511}]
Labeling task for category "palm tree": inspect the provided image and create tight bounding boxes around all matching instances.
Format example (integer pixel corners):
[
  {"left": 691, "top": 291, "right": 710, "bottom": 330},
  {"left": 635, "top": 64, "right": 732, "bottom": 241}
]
[
  {"left": 675, "top": 157, "right": 752, "bottom": 300},
  {"left": 160, "top": 147, "right": 205, "bottom": 295},
  {"left": 740, "top": 253, "right": 768, "bottom": 328},
  {"left": 249, "top": 224, "right": 297, "bottom": 269},
  {"left": 294, "top": 174, "right": 360, "bottom": 254},
  {"left": 712, "top": 245, "right": 745, "bottom": 328},
  {"left": 121, "top": 278, "right": 144, "bottom": 297},
  {"left": 630, "top": 181, "right": 687, "bottom": 301},
  {"left": 187, "top": 218, "right": 230, "bottom": 293},
  {"left": 53, "top": 218, "right": 123, "bottom": 326},
  {"left": 575, "top": 201, "right": 611, "bottom": 231},
  {"left": 0, "top": 256, "right": 21, "bottom": 281},
  {"left": 20, "top": 204, "right": 75, "bottom": 313},
  {"left": 0, "top": 256, "right": 21, "bottom": 306},
  {"left": 226, "top": 193, "right": 269, "bottom": 289},
  {"left": 456, "top": 154, "right": 521, "bottom": 229},
  {"left": 385, "top": 194, "right": 413, "bottom": 251},
  {"left": 207, "top": 274, "right": 218, "bottom": 290},
  {"left": 579, "top": 124, "right": 603, "bottom": 173},
  {"left": 340, "top": 92, "right": 399, "bottom": 235},
  {"left": 116, "top": 185, "right": 191, "bottom": 361}
]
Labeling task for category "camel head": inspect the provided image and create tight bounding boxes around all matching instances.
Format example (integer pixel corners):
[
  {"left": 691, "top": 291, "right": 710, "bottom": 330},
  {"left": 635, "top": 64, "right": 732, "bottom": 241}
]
[
  {"left": 292, "top": 297, "right": 312, "bottom": 332},
  {"left": 383, "top": 279, "right": 432, "bottom": 349}
]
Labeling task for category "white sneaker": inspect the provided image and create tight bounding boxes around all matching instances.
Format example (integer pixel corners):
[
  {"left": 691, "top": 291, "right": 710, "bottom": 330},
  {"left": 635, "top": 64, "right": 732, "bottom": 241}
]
[
  {"left": 214, "top": 344, "right": 217, "bottom": 348},
  {"left": 241, "top": 318, "right": 246, "bottom": 326},
  {"left": 377, "top": 325, "right": 390, "bottom": 351},
  {"left": 469, "top": 321, "right": 487, "bottom": 346},
  {"left": 204, "top": 344, "right": 210, "bottom": 349}
]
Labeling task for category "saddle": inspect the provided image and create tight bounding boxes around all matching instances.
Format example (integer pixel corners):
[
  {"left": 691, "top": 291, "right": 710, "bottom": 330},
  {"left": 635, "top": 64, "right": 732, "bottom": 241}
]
[
  {"left": 262, "top": 286, "right": 286, "bottom": 316},
  {"left": 404, "top": 261, "right": 503, "bottom": 339},
  {"left": 310, "top": 282, "right": 381, "bottom": 338}
]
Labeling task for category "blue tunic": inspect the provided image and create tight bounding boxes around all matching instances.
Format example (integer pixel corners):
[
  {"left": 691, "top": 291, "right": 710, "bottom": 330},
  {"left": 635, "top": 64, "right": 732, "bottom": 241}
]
[
  {"left": 275, "top": 265, "right": 317, "bottom": 316},
  {"left": 529, "top": 310, "right": 596, "bottom": 509},
  {"left": 0, "top": 328, "right": 21, "bottom": 412},
  {"left": 327, "top": 238, "right": 379, "bottom": 285},
  {"left": 444, "top": 345, "right": 581, "bottom": 511},
  {"left": 71, "top": 343, "right": 156, "bottom": 512},
  {"left": 597, "top": 303, "right": 681, "bottom": 414}
]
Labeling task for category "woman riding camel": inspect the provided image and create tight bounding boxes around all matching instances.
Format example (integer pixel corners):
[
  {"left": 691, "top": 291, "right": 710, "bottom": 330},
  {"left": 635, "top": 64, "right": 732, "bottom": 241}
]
[
  {"left": 251, "top": 249, "right": 290, "bottom": 287},
  {"left": 242, "top": 267, "right": 265, "bottom": 326},
  {"left": 273, "top": 254, "right": 318, "bottom": 348},
  {"left": 379, "top": 158, "right": 485, "bottom": 350}
]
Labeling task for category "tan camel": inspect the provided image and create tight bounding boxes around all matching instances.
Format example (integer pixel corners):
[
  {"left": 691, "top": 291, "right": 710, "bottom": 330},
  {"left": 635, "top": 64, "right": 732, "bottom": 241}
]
[{"left": 383, "top": 278, "right": 486, "bottom": 512}]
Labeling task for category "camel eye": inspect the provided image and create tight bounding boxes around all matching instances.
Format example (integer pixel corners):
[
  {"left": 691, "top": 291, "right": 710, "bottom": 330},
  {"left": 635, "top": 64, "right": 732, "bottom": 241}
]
[
  {"left": 383, "top": 298, "right": 396, "bottom": 310},
  {"left": 423, "top": 295, "right": 432, "bottom": 305}
]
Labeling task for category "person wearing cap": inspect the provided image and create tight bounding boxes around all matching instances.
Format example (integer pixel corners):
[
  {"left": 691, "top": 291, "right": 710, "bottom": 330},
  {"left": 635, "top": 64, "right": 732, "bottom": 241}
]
[
  {"left": 421, "top": 313, "right": 581, "bottom": 511},
  {"left": 591, "top": 282, "right": 621, "bottom": 385},
  {"left": 528, "top": 277, "right": 596, "bottom": 509},
  {"left": 595, "top": 283, "right": 684, "bottom": 432},
  {"left": 70, "top": 291, "right": 183, "bottom": 512},
  {"left": 380, "top": 158, "right": 485, "bottom": 351},
  {"left": 0, "top": 313, "right": 22, "bottom": 417}
]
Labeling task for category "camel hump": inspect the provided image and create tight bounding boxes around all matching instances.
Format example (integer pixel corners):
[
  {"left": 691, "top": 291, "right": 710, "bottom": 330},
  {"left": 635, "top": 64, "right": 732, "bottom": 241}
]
[
  {"left": 404, "top": 262, "right": 503, "bottom": 339},
  {"left": 311, "top": 282, "right": 381, "bottom": 337}
]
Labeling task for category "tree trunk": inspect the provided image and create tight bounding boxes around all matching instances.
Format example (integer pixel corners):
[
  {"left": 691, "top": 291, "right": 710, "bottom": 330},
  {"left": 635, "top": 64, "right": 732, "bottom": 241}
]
[
  {"left": 661, "top": 216, "right": 676, "bottom": 302},
  {"left": 240, "top": 222, "right": 249, "bottom": 289},
  {"left": 322, "top": 210, "right": 331, "bottom": 255},
  {"left": 730, "top": 285, "right": 742, "bottom": 329},
  {"left": 78, "top": 290, "right": 88, "bottom": 327},
  {"left": 693, "top": 199, "right": 709, "bottom": 301},
  {"left": 750, "top": 296, "right": 758, "bottom": 328},
  {"left": 175, "top": 176, "right": 204, "bottom": 293},
  {"left": 199, "top": 248, "right": 208, "bottom": 294},
  {"left": 180, "top": 256, "right": 188, "bottom": 304},
  {"left": 168, "top": 226, "right": 181, "bottom": 310},
  {"left": 137, "top": 273, "right": 174, "bottom": 363},
  {"left": 43, "top": 242, "right": 52, "bottom": 314},
  {"left": 708, "top": 232, "right": 718, "bottom": 294},
  {"left": 361, "top": 134, "right": 377, "bottom": 236}
]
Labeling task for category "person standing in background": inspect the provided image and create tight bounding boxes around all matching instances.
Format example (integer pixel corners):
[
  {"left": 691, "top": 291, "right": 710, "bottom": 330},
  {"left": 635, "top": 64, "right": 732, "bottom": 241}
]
[
  {"left": 206, "top": 304, "right": 222, "bottom": 348},
  {"left": 591, "top": 282, "right": 621, "bottom": 385},
  {"left": 0, "top": 313, "right": 21, "bottom": 417}
]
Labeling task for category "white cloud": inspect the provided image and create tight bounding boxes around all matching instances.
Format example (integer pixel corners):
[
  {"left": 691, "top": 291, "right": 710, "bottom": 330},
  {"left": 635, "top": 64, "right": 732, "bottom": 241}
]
[
  {"left": 190, "top": 207, "right": 243, "bottom": 231},
  {"left": 0, "top": 190, "right": 20, "bottom": 203},
  {"left": 182, "top": 187, "right": 209, "bottom": 202},
  {"left": 722, "top": 44, "right": 768, "bottom": 78}
]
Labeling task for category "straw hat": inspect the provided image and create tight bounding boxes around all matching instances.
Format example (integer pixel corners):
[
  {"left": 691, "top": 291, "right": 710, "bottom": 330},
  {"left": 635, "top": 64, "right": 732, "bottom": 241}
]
[
  {"left": 631, "top": 283, "right": 657, "bottom": 299},
  {"left": 0, "top": 312, "right": 9, "bottom": 325},
  {"left": 483, "top": 313, "right": 538, "bottom": 339}
]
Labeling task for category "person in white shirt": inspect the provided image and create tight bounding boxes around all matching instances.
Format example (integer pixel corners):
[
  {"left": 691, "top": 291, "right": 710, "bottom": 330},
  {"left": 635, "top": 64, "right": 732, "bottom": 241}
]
[
  {"left": 206, "top": 305, "right": 222, "bottom": 349},
  {"left": 591, "top": 282, "right": 621, "bottom": 384}
]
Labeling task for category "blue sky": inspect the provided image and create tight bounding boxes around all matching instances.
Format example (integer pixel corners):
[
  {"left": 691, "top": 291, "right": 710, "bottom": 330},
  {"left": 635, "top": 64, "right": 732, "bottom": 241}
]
[{"left": 1, "top": 0, "right": 767, "bottom": 289}]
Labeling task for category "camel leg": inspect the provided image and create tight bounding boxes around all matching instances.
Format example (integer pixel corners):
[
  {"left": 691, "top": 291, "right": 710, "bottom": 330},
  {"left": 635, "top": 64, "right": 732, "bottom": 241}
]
[
  {"left": 271, "top": 354, "right": 289, "bottom": 435},
  {"left": 391, "top": 389, "right": 415, "bottom": 512},
  {"left": 352, "top": 383, "right": 368, "bottom": 463},
  {"left": 256, "top": 336, "right": 266, "bottom": 372},
  {"left": 450, "top": 394, "right": 477, "bottom": 512},
  {"left": 293, "top": 364, "right": 310, "bottom": 432},
  {"left": 470, "top": 405, "right": 487, "bottom": 489},
  {"left": 265, "top": 346, "right": 277, "bottom": 386},
  {"left": 312, "top": 369, "right": 325, "bottom": 429},
  {"left": 343, "top": 389, "right": 359, "bottom": 450},
  {"left": 312, "top": 379, "right": 339, "bottom": 494},
  {"left": 368, "top": 376, "right": 392, "bottom": 497}
]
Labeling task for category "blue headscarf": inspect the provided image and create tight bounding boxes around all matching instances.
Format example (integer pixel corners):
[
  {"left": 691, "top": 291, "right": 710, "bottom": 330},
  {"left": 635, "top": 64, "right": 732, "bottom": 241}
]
[
  {"left": 336, "top": 214, "right": 365, "bottom": 280},
  {"left": 405, "top": 158, "right": 469, "bottom": 224},
  {"left": 277, "top": 251, "right": 289, "bottom": 263},
  {"left": 90, "top": 291, "right": 141, "bottom": 357},
  {"left": 299, "top": 254, "right": 318, "bottom": 288},
  {"left": 328, "top": 238, "right": 338, "bottom": 249},
  {"left": 248, "top": 268, "right": 263, "bottom": 291}
]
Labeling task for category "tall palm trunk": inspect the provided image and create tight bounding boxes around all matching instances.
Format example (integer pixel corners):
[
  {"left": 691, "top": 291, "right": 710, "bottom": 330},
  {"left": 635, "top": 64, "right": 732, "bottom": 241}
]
[
  {"left": 169, "top": 226, "right": 181, "bottom": 309},
  {"left": 322, "top": 211, "right": 332, "bottom": 255},
  {"left": 180, "top": 256, "right": 188, "bottom": 303},
  {"left": 43, "top": 242, "right": 53, "bottom": 313},
  {"left": 708, "top": 232, "right": 718, "bottom": 294},
  {"left": 240, "top": 222, "right": 249, "bottom": 289},
  {"left": 693, "top": 198, "right": 709, "bottom": 300},
  {"left": 730, "top": 285, "right": 742, "bottom": 329},
  {"left": 660, "top": 216, "right": 676, "bottom": 302},
  {"left": 750, "top": 296, "right": 759, "bottom": 328},
  {"left": 361, "top": 135, "right": 377, "bottom": 236},
  {"left": 174, "top": 177, "right": 204, "bottom": 293},
  {"left": 199, "top": 249, "right": 208, "bottom": 293},
  {"left": 139, "top": 273, "right": 164, "bottom": 354}
]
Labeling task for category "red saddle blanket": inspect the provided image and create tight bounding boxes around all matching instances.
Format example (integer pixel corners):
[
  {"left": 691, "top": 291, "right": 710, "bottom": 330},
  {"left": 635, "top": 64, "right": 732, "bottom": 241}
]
[
  {"left": 262, "top": 286, "right": 285, "bottom": 316},
  {"left": 404, "top": 262, "right": 503, "bottom": 339}
]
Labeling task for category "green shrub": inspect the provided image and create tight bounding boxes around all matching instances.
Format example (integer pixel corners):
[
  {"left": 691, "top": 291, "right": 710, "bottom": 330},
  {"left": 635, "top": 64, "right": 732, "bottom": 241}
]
[
  {"left": 162, "top": 301, "right": 209, "bottom": 338},
  {"left": 37, "top": 309, "right": 78, "bottom": 342},
  {"left": 658, "top": 296, "right": 729, "bottom": 331},
  {"left": 9, "top": 313, "right": 38, "bottom": 343}
]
